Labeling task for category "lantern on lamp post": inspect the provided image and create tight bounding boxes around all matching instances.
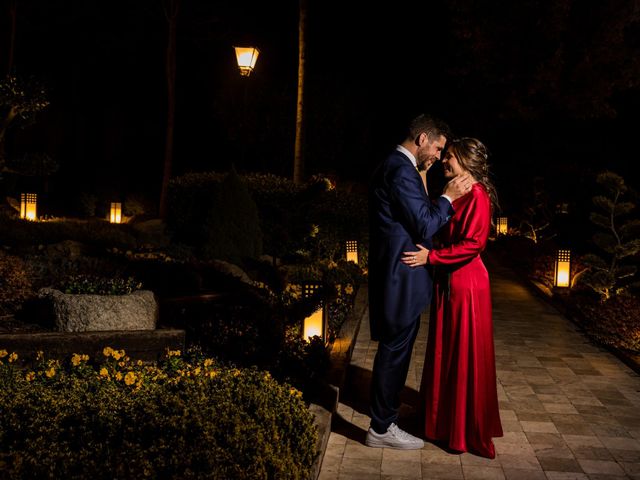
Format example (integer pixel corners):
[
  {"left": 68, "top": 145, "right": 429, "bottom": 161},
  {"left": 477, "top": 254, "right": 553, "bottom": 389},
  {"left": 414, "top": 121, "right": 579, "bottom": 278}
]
[
  {"left": 346, "top": 240, "right": 358, "bottom": 264},
  {"left": 302, "top": 283, "right": 328, "bottom": 342},
  {"left": 554, "top": 249, "right": 571, "bottom": 288},
  {"left": 109, "top": 202, "right": 122, "bottom": 224},
  {"left": 233, "top": 46, "right": 260, "bottom": 77},
  {"left": 20, "top": 193, "right": 37, "bottom": 221},
  {"left": 496, "top": 216, "right": 508, "bottom": 236}
]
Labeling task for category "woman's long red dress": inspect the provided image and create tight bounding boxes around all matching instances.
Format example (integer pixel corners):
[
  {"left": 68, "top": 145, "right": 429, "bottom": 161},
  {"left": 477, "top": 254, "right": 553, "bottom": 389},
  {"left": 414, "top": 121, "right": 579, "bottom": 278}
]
[{"left": 421, "top": 183, "right": 503, "bottom": 458}]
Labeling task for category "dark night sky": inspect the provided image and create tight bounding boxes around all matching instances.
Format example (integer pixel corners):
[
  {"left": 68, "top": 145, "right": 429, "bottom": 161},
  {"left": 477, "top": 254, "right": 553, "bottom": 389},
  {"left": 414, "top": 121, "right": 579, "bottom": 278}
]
[{"left": 2, "top": 0, "right": 640, "bottom": 216}]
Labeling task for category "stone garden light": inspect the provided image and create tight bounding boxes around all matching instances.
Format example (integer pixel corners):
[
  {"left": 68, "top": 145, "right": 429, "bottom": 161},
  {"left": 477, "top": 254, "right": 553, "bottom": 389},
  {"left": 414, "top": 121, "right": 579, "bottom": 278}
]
[
  {"left": 496, "top": 216, "right": 508, "bottom": 236},
  {"left": 20, "top": 193, "right": 37, "bottom": 221},
  {"left": 346, "top": 240, "right": 358, "bottom": 264},
  {"left": 110, "top": 202, "right": 122, "bottom": 224},
  {"left": 233, "top": 46, "right": 260, "bottom": 77},
  {"left": 302, "top": 283, "right": 328, "bottom": 342},
  {"left": 554, "top": 249, "right": 571, "bottom": 288}
]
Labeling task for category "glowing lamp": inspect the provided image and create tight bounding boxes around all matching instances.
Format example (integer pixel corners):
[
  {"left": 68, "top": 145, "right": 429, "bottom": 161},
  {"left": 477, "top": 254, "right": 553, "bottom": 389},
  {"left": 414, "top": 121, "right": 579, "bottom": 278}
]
[
  {"left": 554, "top": 249, "right": 571, "bottom": 288},
  {"left": 233, "top": 46, "right": 260, "bottom": 77},
  {"left": 110, "top": 202, "right": 122, "bottom": 224},
  {"left": 346, "top": 240, "right": 358, "bottom": 264},
  {"left": 496, "top": 216, "right": 508, "bottom": 236},
  {"left": 20, "top": 193, "right": 37, "bottom": 221},
  {"left": 302, "top": 283, "right": 328, "bottom": 342}
]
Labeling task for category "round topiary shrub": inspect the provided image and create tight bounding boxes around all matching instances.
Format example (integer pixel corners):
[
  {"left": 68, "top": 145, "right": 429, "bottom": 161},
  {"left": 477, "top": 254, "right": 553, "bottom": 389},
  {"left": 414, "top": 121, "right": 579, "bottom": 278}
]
[{"left": 0, "top": 349, "right": 318, "bottom": 479}]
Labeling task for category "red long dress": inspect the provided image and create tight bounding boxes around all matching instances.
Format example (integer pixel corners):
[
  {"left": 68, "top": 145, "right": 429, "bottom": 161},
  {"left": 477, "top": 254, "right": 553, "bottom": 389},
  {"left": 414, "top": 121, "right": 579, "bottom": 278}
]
[{"left": 421, "top": 183, "right": 503, "bottom": 459}]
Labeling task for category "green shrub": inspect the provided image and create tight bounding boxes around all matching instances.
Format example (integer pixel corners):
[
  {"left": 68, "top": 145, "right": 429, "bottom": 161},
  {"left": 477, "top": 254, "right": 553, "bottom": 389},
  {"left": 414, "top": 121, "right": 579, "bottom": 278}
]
[
  {"left": 58, "top": 274, "right": 142, "bottom": 295},
  {"left": 202, "top": 168, "right": 263, "bottom": 263},
  {"left": 0, "top": 217, "right": 139, "bottom": 250},
  {"left": 0, "top": 251, "right": 33, "bottom": 315},
  {"left": 0, "top": 349, "right": 318, "bottom": 479}
]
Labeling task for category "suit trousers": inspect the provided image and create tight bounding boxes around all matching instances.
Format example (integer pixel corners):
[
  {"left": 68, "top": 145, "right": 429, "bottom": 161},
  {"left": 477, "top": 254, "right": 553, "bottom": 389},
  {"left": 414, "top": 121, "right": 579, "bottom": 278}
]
[{"left": 369, "top": 316, "right": 421, "bottom": 434}]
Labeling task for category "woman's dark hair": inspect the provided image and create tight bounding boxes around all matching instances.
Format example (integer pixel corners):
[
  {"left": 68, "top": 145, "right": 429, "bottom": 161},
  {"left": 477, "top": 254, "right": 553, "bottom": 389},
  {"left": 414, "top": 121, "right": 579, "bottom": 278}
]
[{"left": 447, "top": 137, "right": 500, "bottom": 216}]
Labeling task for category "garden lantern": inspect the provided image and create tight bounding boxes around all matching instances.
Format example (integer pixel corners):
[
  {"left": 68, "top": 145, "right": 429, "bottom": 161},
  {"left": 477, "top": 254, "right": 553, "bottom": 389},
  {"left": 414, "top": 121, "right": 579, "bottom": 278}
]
[
  {"left": 496, "top": 216, "right": 508, "bottom": 236},
  {"left": 554, "top": 249, "right": 571, "bottom": 288},
  {"left": 346, "top": 240, "right": 358, "bottom": 264},
  {"left": 20, "top": 193, "right": 37, "bottom": 221},
  {"left": 109, "top": 202, "right": 122, "bottom": 224},
  {"left": 233, "top": 46, "right": 260, "bottom": 77},
  {"left": 302, "top": 283, "right": 328, "bottom": 342}
]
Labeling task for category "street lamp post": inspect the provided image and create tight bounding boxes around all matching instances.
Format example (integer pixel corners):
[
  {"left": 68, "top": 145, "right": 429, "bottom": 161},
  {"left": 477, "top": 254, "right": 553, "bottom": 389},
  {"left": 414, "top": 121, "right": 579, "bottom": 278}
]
[{"left": 233, "top": 46, "right": 260, "bottom": 166}]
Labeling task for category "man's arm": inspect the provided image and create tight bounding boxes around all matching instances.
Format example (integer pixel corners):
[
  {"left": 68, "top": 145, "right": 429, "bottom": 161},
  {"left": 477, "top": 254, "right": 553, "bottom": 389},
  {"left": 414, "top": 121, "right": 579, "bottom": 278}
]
[{"left": 389, "top": 165, "right": 453, "bottom": 242}]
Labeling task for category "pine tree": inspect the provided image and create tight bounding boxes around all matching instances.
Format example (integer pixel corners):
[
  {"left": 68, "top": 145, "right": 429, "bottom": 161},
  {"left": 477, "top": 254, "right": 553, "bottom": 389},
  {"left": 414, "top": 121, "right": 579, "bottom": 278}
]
[{"left": 578, "top": 171, "right": 640, "bottom": 301}]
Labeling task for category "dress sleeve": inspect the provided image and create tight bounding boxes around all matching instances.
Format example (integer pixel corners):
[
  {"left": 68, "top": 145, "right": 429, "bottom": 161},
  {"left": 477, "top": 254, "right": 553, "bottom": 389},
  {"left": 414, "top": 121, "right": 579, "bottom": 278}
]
[
  {"left": 388, "top": 165, "right": 454, "bottom": 242},
  {"left": 428, "top": 187, "right": 491, "bottom": 266}
]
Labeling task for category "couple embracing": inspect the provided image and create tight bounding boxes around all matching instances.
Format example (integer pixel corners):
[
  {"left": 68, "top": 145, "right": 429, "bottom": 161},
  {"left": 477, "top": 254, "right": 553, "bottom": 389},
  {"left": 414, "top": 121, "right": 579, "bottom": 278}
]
[{"left": 367, "top": 114, "right": 503, "bottom": 459}]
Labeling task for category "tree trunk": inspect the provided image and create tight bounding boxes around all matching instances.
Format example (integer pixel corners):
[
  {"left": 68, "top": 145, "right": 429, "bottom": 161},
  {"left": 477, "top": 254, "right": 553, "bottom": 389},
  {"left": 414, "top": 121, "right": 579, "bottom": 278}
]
[
  {"left": 293, "top": 0, "right": 307, "bottom": 185},
  {"left": 159, "top": 0, "right": 179, "bottom": 219},
  {"left": 6, "top": 0, "right": 16, "bottom": 74}
]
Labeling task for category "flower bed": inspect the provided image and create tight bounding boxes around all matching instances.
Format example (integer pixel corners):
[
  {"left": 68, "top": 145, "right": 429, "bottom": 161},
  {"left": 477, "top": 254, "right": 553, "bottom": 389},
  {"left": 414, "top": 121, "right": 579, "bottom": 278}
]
[{"left": 0, "top": 348, "right": 318, "bottom": 479}]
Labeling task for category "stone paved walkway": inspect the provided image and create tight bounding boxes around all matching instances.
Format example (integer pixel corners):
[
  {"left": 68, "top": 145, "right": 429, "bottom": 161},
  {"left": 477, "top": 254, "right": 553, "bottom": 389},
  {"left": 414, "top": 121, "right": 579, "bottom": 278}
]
[{"left": 319, "top": 253, "right": 640, "bottom": 480}]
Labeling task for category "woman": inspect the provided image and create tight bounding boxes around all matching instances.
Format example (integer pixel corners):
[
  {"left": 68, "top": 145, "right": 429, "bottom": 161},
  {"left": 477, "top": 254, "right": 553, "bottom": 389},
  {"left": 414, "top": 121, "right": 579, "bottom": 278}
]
[{"left": 401, "top": 137, "right": 503, "bottom": 458}]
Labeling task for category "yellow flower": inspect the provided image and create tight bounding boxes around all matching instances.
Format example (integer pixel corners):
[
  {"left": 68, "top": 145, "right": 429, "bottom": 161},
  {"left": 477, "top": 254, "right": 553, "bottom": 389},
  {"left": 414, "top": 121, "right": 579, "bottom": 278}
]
[
  {"left": 99, "top": 368, "right": 109, "bottom": 378},
  {"left": 112, "top": 350, "right": 123, "bottom": 361},
  {"left": 103, "top": 347, "right": 113, "bottom": 357},
  {"left": 166, "top": 349, "right": 181, "bottom": 357},
  {"left": 137, "top": 360, "right": 143, "bottom": 367},
  {"left": 345, "top": 284, "right": 354, "bottom": 295},
  {"left": 71, "top": 354, "right": 82, "bottom": 366},
  {"left": 310, "top": 224, "right": 319, "bottom": 238},
  {"left": 25, "top": 371, "right": 36, "bottom": 382},
  {"left": 193, "top": 367, "right": 201, "bottom": 376},
  {"left": 8, "top": 352, "right": 18, "bottom": 363},
  {"left": 45, "top": 367, "right": 56, "bottom": 378},
  {"left": 115, "top": 372, "right": 123, "bottom": 381},
  {"left": 208, "top": 370, "right": 218, "bottom": 379},
  {"left": 204, "top": 358, "right": 213, "bottom": 367},
  {"left": 124, "top": 372, "right": 136, "bottom": 385},
  {"left": 118, "top": 361, "right": 125, "bottom": 368},
  {"left": 36, "top": 350, "right": 44, "bottom": 361},
  {"left": 81, "top": 354, "right": 89, "bottom": 362},
  {"left": 0, "top": 349, "right": 8, "bottom": 358}
]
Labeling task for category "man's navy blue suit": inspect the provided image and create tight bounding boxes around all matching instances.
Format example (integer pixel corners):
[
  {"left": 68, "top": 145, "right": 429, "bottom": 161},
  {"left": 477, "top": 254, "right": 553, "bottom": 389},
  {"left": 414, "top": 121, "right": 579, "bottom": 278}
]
[{"left": 368, "top": 149, "right": 453, "bottom": 434}]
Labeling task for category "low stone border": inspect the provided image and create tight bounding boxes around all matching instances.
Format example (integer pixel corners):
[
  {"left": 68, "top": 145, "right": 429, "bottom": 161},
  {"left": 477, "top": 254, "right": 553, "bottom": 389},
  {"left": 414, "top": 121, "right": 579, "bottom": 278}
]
[
  {"left": 0, "top": 328, "right": 185, "bottom": 362},
  {"left": 309, "top": 283, "right": 368, "bottom": 480}
]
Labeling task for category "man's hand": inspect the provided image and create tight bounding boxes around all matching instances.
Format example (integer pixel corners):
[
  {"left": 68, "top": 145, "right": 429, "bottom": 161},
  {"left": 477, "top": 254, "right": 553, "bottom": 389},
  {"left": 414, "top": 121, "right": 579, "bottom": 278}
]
[{"left": 443, "top": 173, "right": 474, "bottom": 201}]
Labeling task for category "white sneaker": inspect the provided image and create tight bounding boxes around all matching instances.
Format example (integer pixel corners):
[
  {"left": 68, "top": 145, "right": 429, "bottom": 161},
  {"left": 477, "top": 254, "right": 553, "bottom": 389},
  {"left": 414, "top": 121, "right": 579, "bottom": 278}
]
[{"left": 365, "top": 423, "right": 424, "bottom": 449}]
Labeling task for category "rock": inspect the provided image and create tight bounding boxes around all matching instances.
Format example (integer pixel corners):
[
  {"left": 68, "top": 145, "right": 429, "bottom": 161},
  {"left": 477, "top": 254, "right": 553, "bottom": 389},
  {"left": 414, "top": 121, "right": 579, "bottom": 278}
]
[
  {"left": 209, "top": 259, "right": 253, "bottom": 284},
  {"left": 44, "top": 240, "right": 87, "bottom": 259},
  {"left": 38, "top": 288, "right": 158, "bottom": 332}
]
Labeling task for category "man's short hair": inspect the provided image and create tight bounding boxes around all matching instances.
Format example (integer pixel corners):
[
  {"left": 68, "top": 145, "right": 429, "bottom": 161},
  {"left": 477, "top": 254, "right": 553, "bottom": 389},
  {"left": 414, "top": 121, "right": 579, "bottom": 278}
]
[{"left": 408, "top": 114, "right": 451, "bottom": 143}]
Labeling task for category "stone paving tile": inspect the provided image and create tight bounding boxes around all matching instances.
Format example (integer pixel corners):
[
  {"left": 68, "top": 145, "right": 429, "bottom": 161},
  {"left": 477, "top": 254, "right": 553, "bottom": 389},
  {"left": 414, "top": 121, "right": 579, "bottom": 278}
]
[{"left": 318, "top": 255, "right": 640, "bottom": 480}]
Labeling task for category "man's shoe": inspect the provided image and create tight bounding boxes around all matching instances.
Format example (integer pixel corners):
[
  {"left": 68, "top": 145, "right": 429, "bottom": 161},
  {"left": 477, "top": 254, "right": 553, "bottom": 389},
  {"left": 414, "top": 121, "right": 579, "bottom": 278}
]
[{"left": 365, "top": 423, "right": 424, "bottom": 449}]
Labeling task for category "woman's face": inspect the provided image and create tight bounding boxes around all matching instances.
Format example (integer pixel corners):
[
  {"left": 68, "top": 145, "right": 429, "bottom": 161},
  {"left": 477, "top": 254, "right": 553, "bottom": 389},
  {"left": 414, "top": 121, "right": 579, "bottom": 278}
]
[{"left": 442, "top": 149, "right": 467, "bottom": 178}]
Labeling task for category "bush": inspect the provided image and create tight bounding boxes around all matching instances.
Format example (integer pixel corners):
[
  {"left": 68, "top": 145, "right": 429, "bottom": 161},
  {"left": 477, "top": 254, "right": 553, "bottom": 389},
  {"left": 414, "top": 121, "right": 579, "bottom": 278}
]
[
  {"left": 166, "top": 169, "right": 263, "bottom": 263},
  {"left": 58, "top": 274, "right": 142, "bottom": 295},
  {"left": 0, "top": 251, "right": 33, "bottom": 315},
  {"left": 0, "top": 349, "right": 318, "bottom": 479}
]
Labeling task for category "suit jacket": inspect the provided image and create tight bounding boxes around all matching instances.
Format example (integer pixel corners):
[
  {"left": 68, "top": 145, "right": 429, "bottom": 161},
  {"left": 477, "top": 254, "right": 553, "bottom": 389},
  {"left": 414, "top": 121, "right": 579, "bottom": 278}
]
[{"left": 368, "top": 149, "right": 454, "bottom": 341}]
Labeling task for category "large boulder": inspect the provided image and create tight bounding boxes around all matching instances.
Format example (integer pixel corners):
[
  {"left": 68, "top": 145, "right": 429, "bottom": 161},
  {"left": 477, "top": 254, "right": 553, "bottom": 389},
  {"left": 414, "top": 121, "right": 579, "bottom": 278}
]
[{"left": 39, "top": 288, "right": 158, "bottom": 332}]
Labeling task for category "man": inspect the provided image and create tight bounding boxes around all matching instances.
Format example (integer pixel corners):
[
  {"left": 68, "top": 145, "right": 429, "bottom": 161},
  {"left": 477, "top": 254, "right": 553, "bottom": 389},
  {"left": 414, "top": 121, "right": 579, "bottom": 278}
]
[{"left": 367, "top": 114, "right": 472, "bottom": 449}]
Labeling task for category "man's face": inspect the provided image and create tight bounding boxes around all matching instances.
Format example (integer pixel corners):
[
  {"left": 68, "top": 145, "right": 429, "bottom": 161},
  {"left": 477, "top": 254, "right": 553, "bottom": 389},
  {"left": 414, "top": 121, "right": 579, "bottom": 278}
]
[{"left": 416, "top": 134, "right": 446, "bottom": 170}]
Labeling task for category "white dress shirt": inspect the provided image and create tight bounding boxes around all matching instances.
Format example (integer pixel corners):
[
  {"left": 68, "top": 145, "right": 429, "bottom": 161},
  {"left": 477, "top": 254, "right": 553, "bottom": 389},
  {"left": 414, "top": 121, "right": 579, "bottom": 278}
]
[{"left": 395, "top": 145, "right": 452, "bottom": 204}]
